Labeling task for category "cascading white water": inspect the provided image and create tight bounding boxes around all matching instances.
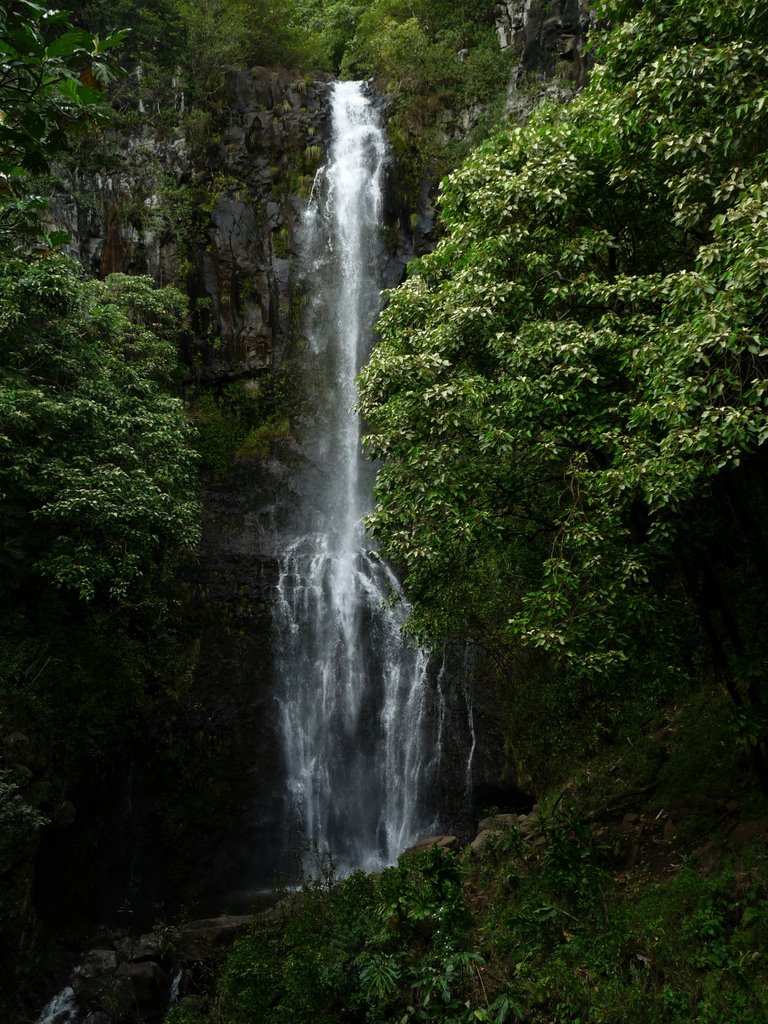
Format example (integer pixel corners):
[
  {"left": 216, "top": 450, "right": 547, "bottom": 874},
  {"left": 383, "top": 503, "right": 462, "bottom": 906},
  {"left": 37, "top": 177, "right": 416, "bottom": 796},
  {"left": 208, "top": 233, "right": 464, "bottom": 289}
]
[
  {"left": 275, "top": 81, "right": 438, "bottom": 875},
  {"left": 35, "top": 985, "right": 79, "bottom": 1024}
]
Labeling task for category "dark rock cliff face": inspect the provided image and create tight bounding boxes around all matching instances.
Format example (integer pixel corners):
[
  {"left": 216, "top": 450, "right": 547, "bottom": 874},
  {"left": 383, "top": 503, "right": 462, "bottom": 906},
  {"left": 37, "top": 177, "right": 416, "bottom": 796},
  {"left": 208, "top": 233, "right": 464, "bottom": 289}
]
[
  {"left": 54, "top": 67, "right": 333, "bottom": 381},
  {"left": 38, "top": 57, "right": 548, "bottom": 924},
  {"left": 495, "top": 0, "right": 592, "bottom": 76},
  {"left": 34, "top": 70, "right": 339, "bottom": 933},
  {"left": 494, "top": 0, "right": 593, "bottom": 119},
  {"left": 177, "top": 451, "right": 288, "bottom": 894},
  {"left": 188, "top": 69, "right": 328, "bottom": 380}
]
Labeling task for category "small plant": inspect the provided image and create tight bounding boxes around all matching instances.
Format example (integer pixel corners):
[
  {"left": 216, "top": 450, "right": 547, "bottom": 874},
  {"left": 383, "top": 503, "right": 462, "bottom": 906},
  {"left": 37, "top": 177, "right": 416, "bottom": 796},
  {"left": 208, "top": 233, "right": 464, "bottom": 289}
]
[
  {"left": 536, "top": 803, "right": 613, "bottom": 910},
  {"left": 303, "top": 144, "right": 323, "bottom": 168},
  {"left": 358, "top": 952, "right": 401, "bottom": 1000}
]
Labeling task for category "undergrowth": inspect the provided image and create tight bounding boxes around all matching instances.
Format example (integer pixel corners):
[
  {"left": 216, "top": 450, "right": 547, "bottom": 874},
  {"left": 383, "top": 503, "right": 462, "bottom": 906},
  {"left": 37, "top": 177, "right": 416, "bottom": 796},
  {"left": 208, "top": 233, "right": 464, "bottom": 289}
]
[
  {"left": 167, "top": 687, "right": 768, "bottom": 1023},
  {"left": 187, "top": 374, "right": 293, "bottom": 478}
]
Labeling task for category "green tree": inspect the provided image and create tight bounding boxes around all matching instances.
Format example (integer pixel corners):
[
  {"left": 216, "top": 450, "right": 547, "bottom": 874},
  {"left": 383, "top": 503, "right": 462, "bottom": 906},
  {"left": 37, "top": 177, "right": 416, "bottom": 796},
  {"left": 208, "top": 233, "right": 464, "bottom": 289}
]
[
  {"left": 76, "top": 0, "right": 185, "bottom": 61},
  {"left": 169, "top": 0, "right": 322, "bottom": 101},
  {"left": 0, "top": 256, "right": 199, "bottom": 603},
  {"left": 340, "top": 0, "right": 505, "bottom": 193},
  {"left": 358, "top": 0, "right": 768, "bottom": 778},
  {"left": 0, "top": 256, "right": 200, "bottom": 758},
  {"left": 0, "top": 256, "right": 200, "bottom": 1013},
  {"left": 295, "top": 0, "right": 367, "bottom": 68},
  {"left": 0, "top": 2, "right": 127, "bottom": 237}
]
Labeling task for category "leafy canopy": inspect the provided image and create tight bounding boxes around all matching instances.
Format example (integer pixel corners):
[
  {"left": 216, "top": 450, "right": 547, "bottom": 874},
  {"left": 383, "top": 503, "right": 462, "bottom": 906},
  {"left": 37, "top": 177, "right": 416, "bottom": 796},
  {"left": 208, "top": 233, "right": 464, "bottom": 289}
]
[
  {"left": 358, "top": 0, "right": 768, "bottom": 691},
  {"left": 0, "top": 2, "right": 127, "bottom": 236},
  {"left": 0, "top": 256, "right": 199, "bottom": 603}
]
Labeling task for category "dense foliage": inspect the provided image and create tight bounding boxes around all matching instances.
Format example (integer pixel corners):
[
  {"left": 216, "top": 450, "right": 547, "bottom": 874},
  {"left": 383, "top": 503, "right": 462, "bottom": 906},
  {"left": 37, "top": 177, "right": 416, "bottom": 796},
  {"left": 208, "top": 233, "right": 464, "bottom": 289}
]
[
  {"left": 0, "top": 7, "right": 205, "bottom": 1013},
  {"left": 0, "top": 257, "right": 201, "bottom": 1015},
  {"left": 170, "top": 699, "right": 768, "bottom": 1024},
  {"left": 358, "top": 0, "right": 768, "bottom": 778},
  {"left": 0, "top": 255, "right": 201, "bottom": 815},
  {"left": 0, "top": 259, "right": 198, "bottom": 603},
  {"left": 75, "top": 0, "right": 508, "bottom": 192},
  {"left": 0, "top": 1, "right": 126, "bottom": 239},
  {"left": 168, "top": 848, "right": 491, "bottom": 1024},
  {"left": 78, "top": 0, "right": 312, "bottom": 74}
]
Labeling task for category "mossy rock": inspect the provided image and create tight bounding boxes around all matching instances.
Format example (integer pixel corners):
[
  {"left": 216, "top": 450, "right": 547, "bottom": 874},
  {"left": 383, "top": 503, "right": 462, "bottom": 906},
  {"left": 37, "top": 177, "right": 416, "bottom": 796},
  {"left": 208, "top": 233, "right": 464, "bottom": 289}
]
[{"left": 234, "top": 418, "right": 290, "bottom": 460}]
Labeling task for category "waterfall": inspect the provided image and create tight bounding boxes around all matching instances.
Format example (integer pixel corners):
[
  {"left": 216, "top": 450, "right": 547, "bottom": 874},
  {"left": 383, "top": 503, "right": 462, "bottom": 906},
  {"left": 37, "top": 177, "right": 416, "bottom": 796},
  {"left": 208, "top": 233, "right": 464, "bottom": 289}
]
[
  {"left": 35, "top": 986, "right": 79, "bottom": 1024},
  {"left": 274, "top": 81, "right": 438, "bottom": 875}
]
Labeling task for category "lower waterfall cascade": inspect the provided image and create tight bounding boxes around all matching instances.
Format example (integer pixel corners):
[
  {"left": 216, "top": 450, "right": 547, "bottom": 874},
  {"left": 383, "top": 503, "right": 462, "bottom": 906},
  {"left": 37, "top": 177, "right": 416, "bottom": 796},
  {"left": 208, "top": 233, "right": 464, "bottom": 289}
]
[
  {"left": 35, "top": 986, "right": 78, "bottom": 1024},
  {"left": 274, "top": 80, "right": 451, "bottom": 875}
]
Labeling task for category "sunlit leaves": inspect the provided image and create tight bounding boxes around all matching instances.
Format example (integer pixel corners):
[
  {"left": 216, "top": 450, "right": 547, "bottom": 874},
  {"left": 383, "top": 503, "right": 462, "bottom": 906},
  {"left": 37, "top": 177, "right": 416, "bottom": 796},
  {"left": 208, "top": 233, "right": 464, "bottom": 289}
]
[
  {"left": 0, "top": 255, "right": 199, "bottom": 603},
  {"left": 358, "top": 0, "right": 768, "bottom": 675}
]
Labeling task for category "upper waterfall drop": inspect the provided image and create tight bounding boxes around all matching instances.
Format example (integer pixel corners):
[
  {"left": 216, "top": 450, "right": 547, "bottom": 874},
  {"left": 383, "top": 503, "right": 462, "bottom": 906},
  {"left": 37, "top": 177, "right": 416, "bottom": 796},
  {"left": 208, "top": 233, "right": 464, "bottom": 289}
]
[{"left": 274, "top": 81, "right": 441, "bottom": 875}]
